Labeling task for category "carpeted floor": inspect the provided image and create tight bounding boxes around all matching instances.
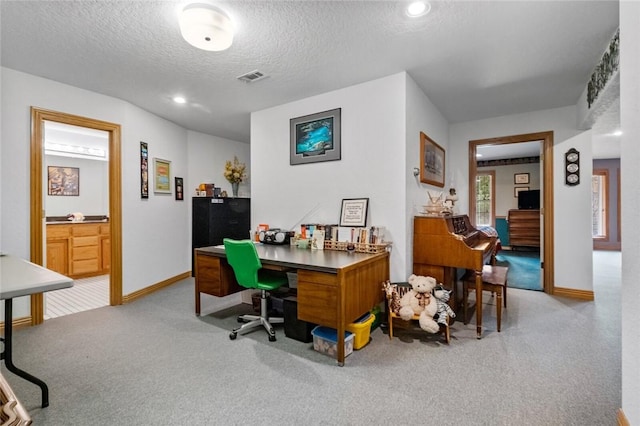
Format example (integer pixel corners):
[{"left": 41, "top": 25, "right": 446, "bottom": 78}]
[
  {"left": 1, "top": 252, "right": 620, "bottom": 425},
  {"left": 495, "top": 249, "right": 542, "bottom": 291}
]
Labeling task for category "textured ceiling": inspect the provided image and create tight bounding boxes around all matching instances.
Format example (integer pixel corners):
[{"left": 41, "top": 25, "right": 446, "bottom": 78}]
[{"left": 0, "top": 1, "right": 620, "bottom": 147}]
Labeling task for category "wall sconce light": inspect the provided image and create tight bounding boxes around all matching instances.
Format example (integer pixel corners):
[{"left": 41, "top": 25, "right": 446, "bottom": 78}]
[
  {"left": 179, "top": 3, "right": 234, "bottom": 51},
  {"left": 413, "top": 167, "right": 420, "bottom": 177}
]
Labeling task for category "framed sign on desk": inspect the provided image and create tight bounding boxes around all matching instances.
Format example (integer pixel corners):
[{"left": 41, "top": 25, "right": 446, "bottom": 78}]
[{"left": 339, "top": 198, "right": 369, "bottom": 227}]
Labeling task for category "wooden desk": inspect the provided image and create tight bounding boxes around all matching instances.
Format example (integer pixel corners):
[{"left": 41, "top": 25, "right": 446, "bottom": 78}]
[
  {"left": 194, "top": 245, "right": 389, "bottom": 365},
  {"left": 1, "top": 254, "right": 74, "bottom": 408}
]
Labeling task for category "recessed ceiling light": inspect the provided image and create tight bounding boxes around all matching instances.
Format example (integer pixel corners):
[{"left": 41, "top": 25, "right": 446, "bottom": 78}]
[
  {"left": 613, "top": 130, "right": 623, "bottom": 136},
  {"left": 173, "top": 96, "right": 186, "bottom": 104},
  {"left": 406, "top": 1, "right": 431, "bottom": 18}
]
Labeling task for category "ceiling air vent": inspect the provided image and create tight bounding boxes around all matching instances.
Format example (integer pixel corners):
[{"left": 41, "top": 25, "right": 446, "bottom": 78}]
[{"left": 237, "top": 70, "right": 267, "bottom": 83}]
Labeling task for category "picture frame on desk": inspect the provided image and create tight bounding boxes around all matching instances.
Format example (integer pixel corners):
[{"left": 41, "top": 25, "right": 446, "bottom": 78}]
[
  {"left": 419, "top": 132, "right": 445, "bottom": 187},
  {"left": 339, "top": 198, "right": 369, "bottom": 227},
  {"left": 290, "top": 108, "right": 341, "bottom": 165}
]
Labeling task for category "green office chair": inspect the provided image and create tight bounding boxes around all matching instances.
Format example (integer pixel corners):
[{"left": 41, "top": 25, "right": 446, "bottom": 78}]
[{"left": 223, "top": 238, "right": 288, "bottom": 341}]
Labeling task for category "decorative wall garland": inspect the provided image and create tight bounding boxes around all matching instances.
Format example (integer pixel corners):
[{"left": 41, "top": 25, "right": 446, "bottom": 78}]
[{"left": 587, "top": 29, "right": 619, "bottom": 109}]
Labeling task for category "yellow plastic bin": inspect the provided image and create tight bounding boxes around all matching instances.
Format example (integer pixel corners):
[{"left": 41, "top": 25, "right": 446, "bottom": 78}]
[{"left": 346, "top": 312, "right": 375, "bottom": 350}]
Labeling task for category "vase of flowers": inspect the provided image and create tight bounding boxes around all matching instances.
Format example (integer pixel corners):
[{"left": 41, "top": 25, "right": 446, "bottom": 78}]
[{"left": 224, "top": 156, "right": 246, "bottom": 197}]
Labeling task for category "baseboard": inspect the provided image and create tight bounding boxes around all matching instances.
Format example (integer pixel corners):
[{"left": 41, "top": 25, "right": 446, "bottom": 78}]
[
  {"left": 123, "top": 271, "right": 191, "bottom": 304},
  {"left": 0, "top": 273, "right": 191, "bottom": 330},
  {"left": 617, "top": 408, "right": 629, "bottom": 426},
  {"left": 552, "top": 287, "right": 594, "bottom": 301},
  {"left": 0, "top": 316, "right": 33, "bottom": 333}
]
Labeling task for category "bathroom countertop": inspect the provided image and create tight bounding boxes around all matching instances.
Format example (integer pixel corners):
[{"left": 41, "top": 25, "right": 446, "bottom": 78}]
[{"left": 45, "top": 215, "right": 109, "bottom": 224}]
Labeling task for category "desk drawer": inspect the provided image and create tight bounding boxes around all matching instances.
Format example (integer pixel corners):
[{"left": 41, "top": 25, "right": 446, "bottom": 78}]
[
  {"left": 297, "top": 270, "right": 338, "bottom": 326},
  {"left": 195, "top": 254, "right": 242, "bottom": 297}
]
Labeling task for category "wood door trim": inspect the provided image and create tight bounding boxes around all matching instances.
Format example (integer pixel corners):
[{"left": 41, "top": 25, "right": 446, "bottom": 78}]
[
  {"left": 30, "top": 107, "right": 122, "bottom": 325},
  {"left": 468, "top": 131, "right": 554, "bottom": 294}
]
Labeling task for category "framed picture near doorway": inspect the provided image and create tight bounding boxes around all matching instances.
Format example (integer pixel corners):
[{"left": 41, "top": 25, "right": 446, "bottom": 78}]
[
  {"left": 419, "top": 132, "right": 445, "bottom": 187},
  {"left": 153, "top": 157, "right": 171, "bottom": 194},
  {"left": 514, "top": 173, "right": 530, "bottom": 184},
  {"left": 47, "top": 166, "right": 79, "bottom": 196},
  {"left": 140, "top": 142, "right": 149, "bottom": 199},
  {"left": 175, "top": 177, "right": 184, "bottom": 200}
]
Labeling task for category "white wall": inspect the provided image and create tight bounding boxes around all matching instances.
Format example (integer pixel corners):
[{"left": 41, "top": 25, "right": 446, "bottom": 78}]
[
  {"left": 405, "top": 74, "right": 450, "bottom": 275},
  {"left": 620, "top": 2, "right": 640, "bottom": 423},
  {"left": 0, "top": 67, "right": 247, "bottom": 319},
  {"left": 187, "top": 130, "right": 250, "bottom": 199},
  {"left": 44, "top": 156, "right": 109, "bottom": 216},
  {"left": 479, "top": 162, "right": 541, "bottom": 217},
  {"left": 449, "top": 106, "right": 593, "bottom": 291},
  {"left": 251, "top": 73, "right": 413, "bottom": 281}
]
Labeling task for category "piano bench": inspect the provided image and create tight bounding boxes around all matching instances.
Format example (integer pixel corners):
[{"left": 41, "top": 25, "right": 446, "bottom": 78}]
[
  {"left": 383, "top": 281, "right": 451, "bottom": 344},
  {"left": 462, "top": 265, "right": 508, "bottom": 332}
]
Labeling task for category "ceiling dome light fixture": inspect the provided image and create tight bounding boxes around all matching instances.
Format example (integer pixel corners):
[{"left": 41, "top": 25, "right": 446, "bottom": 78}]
[
  {"left": 179, "top": 3, "right": 234, "bottom": 51},
  {"left": 406, "top": 1, "right": 431, "bottom": 18},
  {"left": 173, "top": 96, "right": 187, "bottom": 104}
]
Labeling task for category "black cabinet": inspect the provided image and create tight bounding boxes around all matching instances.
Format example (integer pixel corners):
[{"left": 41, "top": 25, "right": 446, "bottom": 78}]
[{"left": 192, "top": 197, "right": 250, "bottom": 275}]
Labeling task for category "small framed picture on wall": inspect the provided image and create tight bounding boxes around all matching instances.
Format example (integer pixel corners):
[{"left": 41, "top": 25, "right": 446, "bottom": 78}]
[
  {"left": 514, "top": 173, "right": 530, "bottom": 184},
  {"left": 175, "top": 177, "right": 184, "bottom": 200}
]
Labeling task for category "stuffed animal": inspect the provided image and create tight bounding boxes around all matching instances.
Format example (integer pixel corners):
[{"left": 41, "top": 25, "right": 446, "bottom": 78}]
[
  {"left": 432, "top": 285, "right": 456, "bottom": 327},
  {"left": 383, "top": 280, "right": 401, "bottom": 314},
  {"left": 398, "top": 274, "right": 440, "bottom": 333}
]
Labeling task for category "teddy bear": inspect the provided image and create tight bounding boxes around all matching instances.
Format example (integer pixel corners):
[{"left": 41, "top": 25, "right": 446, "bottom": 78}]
[
  {"left": 432, "top": 284, "right": 456, "bottom": 327},
  {"left": 398, "top": 274, "right": 440, "bottom": 333}
]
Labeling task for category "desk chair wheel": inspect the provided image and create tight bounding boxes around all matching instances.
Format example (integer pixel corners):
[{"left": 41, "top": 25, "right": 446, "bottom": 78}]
[
  {"left": 269, "top": 335, "right": 276, "bottom": 342},
  {"left": 229, "top": 331, "right": 237, "bottom": 340}
]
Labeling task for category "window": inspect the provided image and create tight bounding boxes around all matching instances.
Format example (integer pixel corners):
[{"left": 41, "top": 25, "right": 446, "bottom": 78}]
[
  {"left": 592, "top": 169, "right": 609, "bottom": 239},
  {"left": 475, "top": 171, "right": 495, "bottom": 227}
]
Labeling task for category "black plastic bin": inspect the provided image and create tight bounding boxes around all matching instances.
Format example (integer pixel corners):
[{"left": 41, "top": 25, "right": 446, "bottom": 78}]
[{"left": 283, "top": 296, "right": 315, "bottom": 343}]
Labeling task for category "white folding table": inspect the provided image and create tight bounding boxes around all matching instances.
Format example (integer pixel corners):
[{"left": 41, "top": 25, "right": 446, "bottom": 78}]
[{"left": 1, "top": 254, "right": 73, "bottom": 407}]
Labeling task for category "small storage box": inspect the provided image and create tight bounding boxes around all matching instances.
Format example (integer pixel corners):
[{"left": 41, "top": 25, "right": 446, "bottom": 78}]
[
  {"left": 311, "top": 326, "right": 354, "bottom": 358},
  {"left": 346, "top": 312, "right": 375, "bottom": 350},
  {"left": 286, "top": 272, "right": 298, "bottom": 289},
  {"left": 283, "top": 297, "right": 315, "bottom": 343}
]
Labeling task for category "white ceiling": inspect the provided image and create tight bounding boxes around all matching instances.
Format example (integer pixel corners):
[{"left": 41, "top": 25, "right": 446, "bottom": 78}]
[{"left": 0, "top": 1, "right": 621, "bottom": 158}]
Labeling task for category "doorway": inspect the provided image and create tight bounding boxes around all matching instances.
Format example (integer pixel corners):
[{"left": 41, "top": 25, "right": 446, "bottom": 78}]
[
  {"left": 30, "top": 107, "right": 122, "bottom": 325},
  {"left": 468, "top": 131, "right": 555, "bottom": 294}
]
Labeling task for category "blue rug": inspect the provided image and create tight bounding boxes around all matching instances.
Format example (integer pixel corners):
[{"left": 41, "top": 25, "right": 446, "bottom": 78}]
[{"left": 495, "top": 250, "right": 542, "bottom": 291}]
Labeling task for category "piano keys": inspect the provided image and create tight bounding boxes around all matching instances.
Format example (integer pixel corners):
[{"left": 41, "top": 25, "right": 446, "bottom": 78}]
[{"left": 413, "top": 214, "right": 497, "bottom": 338}]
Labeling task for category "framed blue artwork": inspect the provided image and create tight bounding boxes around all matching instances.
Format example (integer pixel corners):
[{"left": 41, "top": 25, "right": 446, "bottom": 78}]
[{"left": 290, "top": 108, "right": 341, "bottom": 165}]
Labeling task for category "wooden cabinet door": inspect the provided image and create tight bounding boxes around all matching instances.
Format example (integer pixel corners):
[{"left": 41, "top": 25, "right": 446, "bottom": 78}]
[{"left": 46, "top": 239, "right": 69, "bottom": 275}]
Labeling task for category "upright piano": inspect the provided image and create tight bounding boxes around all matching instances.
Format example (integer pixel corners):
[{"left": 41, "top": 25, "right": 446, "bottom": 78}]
[{"left": 413, "top": 214, "right": 497, "bottom": 338}]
